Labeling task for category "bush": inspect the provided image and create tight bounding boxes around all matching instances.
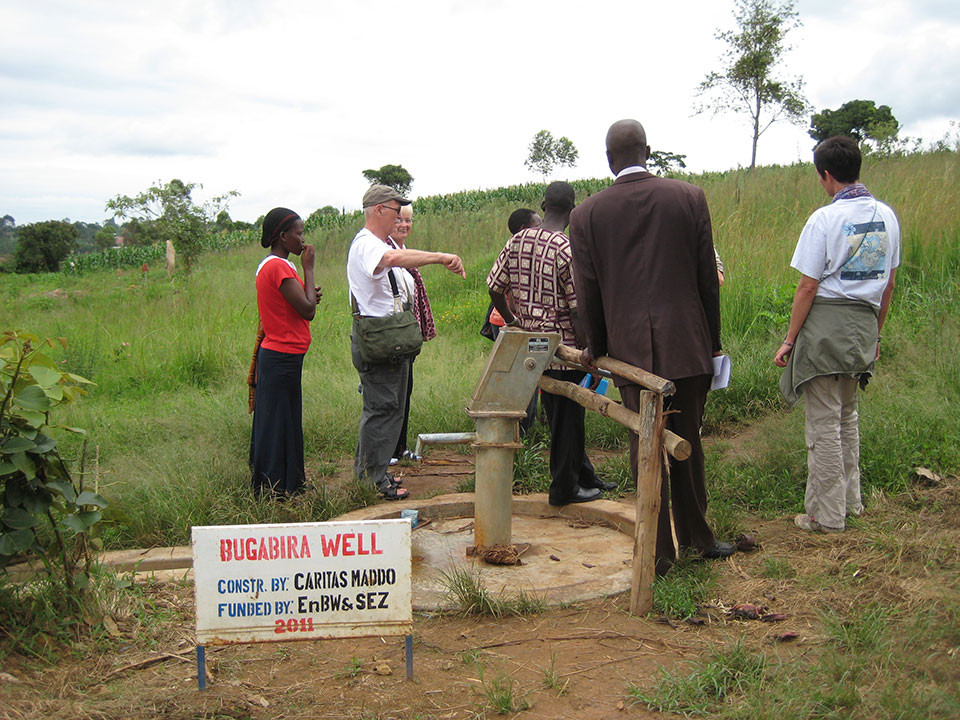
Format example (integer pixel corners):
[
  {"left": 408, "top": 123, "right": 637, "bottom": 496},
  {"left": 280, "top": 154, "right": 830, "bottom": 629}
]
[
  {"left": 0, "top": 330, "right": 104, "bottom": 595},
  {"left": 13, "top": 221, "right": 79, "bottom": 273}
]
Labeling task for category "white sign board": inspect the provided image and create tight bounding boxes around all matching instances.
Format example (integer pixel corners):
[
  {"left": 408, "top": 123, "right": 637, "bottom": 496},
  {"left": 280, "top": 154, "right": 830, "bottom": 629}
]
[{"left": 192, "top": 520, "right": 412, "bottom": 646}]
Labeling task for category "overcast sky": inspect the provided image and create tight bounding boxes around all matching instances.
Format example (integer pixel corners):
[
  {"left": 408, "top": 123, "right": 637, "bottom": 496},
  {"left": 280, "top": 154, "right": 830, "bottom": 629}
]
[{"left": 2, "top": 0, "right": 957, "bottom": 225}]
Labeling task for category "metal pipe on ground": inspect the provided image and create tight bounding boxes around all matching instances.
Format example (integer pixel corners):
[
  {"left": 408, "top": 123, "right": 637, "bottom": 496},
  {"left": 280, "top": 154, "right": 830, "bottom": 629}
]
[{"left": 414, "top": 432, "right": 478, "bottom": 457}]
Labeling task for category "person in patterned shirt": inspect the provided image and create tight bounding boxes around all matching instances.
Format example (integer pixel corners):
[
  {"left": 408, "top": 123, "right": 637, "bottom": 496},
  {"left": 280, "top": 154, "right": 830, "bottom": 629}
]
[{"left": 486, "top": 182, "right": 616, "bottom": 506}]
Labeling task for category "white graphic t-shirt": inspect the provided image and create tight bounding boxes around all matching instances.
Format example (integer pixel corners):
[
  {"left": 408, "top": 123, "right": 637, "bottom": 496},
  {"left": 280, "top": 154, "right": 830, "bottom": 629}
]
[{"left": 790, "top": 195, "right": 900, "bottom": 308}]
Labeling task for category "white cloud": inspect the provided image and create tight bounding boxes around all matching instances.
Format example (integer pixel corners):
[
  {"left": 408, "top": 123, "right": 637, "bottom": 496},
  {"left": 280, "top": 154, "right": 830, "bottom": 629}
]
[{"left": 0, "top": 0, "right": 957, "bottom": 224}]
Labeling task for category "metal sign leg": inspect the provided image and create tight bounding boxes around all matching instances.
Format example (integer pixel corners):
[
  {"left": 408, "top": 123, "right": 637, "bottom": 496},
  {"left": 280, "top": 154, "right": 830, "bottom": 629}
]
[
  {"left": 197, "top": 645, "right": 206, "bottom": 690},
  {"left": 405, "top": 634, "right": 413, "bottom": 680}
]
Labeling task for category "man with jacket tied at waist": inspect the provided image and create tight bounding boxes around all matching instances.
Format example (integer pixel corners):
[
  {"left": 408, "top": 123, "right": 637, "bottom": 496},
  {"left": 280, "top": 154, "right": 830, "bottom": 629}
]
[
  {"left": 776, "top": 136, "right": 899, "bottom": 534},
  {"left": 347, "top": 185, "right": 465, "bottom": 501}
]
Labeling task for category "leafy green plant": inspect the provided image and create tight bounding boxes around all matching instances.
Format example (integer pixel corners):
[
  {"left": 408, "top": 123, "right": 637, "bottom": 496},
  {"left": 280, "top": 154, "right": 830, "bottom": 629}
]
[
  {"left": 0, "top": 330, "right": 103, "bottom": 593},
  {"left": 334, "top": 655, "right": 364, "bottom": 679},
  {"left": 460, "top": 647, "right": 483, "bottom": 665}
]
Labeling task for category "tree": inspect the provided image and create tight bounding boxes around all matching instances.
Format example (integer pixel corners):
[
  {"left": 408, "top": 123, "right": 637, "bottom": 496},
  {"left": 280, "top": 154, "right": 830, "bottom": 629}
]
[
  {"left": 362, "top": 165, "right": 413, "bottom": 195},
  {"left": 0, "top": 215, "right": 15, "bottom": 257},
  {"left": 13, "top": 221, "right": 79, "bottom": 273},
  {"left": 524, "top": 130, "right": 579, "bottom": 179},
  {"left": 305, "top": 205, "right": 341, "bottom": 232},
  {"left": 118, "top": 217, "right": 161, "bottom": 247},
  {"left": 214, "top": 209, "right": 235, "bottom": 233},
  {"left": 647, "top": 150, "right": 688, "bottom": 176},
  {"left": 809, "top": 100, "right": 900, "bottom": 151},
  {"left": 70, "top": 221, "right": 105, "bottom": 253},
  {"left": 94, "top": 224, "right": 118, "bottom": 250},
  {"left": 696, "top": 0, "right": 809, "bottom": 169},
  {"left": 106, "top": 179, "right": 238, "bottom": 273}
]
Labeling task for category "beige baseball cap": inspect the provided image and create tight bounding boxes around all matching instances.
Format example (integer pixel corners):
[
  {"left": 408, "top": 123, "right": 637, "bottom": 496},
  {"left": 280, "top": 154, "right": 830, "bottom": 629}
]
[{"left": 362, "top": 184, "right": 411, "bottom": 208}]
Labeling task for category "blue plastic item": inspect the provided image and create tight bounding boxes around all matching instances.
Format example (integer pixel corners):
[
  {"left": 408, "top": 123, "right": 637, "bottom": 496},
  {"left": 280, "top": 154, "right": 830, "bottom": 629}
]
[{"left": 578, "top": 374, "right": 608, "bottom": 395}]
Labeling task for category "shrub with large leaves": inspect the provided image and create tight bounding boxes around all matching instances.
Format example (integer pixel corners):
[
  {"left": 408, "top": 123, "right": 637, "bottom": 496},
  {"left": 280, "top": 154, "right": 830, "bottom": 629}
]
[{"left": 0, "top": 330, "right": 103, "bottom": 591}]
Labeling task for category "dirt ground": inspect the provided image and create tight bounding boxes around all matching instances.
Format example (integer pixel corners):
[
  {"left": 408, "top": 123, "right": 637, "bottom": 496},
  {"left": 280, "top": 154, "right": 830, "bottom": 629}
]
[{"left": 1, "top": 452, "right": 958, "bottom": 720}]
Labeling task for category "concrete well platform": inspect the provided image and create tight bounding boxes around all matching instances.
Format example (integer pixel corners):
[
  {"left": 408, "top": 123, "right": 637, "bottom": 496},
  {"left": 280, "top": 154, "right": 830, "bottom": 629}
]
[
  {"left": 336, "top": 493, "right": 637, "bottom": 611},
  {"left": 8, "top": 494, "right": 640, "bottom": 612}
]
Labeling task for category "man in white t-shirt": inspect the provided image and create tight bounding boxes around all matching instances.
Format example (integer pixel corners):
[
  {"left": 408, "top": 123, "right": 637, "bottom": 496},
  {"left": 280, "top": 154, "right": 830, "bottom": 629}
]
[
  {"left": 774, "top": 136, "right": 899, "bottom": 533},
  {"left": 347, "top": 184, "right": 465, "bottom": 501}
]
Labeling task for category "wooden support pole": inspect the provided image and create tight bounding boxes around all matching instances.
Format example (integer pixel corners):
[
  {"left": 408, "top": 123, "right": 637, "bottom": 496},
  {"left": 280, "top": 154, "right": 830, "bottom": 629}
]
[
  {"left": 537, "top": 376, "right": 690, "bottom": 461},
  {"left": 630, "top": 390, "right": 664, "bottom": 616},
  {"left": 553, "top": 345, "right": 675, "bottom": 396}
]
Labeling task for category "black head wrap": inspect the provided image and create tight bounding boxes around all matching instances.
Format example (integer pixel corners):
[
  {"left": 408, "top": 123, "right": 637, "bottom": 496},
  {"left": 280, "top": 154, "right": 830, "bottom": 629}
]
[{"left": 260, "top": 207, "right": 301, "bottom": 248}]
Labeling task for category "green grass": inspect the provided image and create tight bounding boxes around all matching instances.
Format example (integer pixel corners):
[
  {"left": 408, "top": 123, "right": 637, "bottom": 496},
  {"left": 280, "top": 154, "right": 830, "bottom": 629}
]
[
  {"left": 1, "top": 149, "right": 958, "bottom": 550},
  {"left": 627, "top": 638, "right": 767, "bottom": 716},
  {"left": 438, "top": 566, "right": 547, "bottom": 618},
  {"left": 511, "top": 436, "right": 551, "bottom": 494},
  {"left": 653, "top": 554, "right": 719, "bottom": 619},
  {"left": 821, "top": 604, "right": 892, "bottom": 655},
  {"left": 759, "top": 555, "right": 796, "bottom": 580},
  {"left": 540, "top": 651, "right": 568, "bottom": 695},
  {"left": 628, "top": 590, "right": 960, "bottom": 720},
  {"left": 476, "top": 664, "right": 530, "bottom": 715}
]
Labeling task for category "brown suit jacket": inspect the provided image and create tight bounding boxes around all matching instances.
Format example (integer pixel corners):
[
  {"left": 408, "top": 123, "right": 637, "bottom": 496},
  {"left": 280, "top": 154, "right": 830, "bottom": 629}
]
[{"left": 569, "top": 171, "right": 721, "bottom": 382}]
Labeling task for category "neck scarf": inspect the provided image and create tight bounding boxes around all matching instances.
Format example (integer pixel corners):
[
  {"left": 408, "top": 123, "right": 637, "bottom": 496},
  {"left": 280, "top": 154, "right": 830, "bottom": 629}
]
[
  {"left": 385, "top": 236, "right": 437, "bottom": 341},
  {"left": 833, "top": 182, "right": 873, "bottom": 202}
]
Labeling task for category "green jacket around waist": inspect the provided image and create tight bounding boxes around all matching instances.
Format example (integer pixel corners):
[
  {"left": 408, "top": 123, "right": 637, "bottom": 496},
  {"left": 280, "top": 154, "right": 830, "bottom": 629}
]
[{"left": 779, "top": 297, "right": 879, "bottom": 407}]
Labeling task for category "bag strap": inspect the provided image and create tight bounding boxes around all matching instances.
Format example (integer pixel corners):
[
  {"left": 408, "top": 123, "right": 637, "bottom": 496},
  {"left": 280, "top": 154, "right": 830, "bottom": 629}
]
[
  {"left": 352, "top": 268, "right": 404, "bottom": 316},
  {"left": 387, "top": 269, "right": 401, "bottom": 297},
  {"left": 387, "top": 269, "right": 404, "bottom": 314}
]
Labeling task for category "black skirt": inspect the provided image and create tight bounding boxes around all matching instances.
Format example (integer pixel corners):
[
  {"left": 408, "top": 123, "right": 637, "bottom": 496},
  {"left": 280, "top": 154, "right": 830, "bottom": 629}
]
[{"left": 249, "top": 347, "right": 305, "bottom": 495}]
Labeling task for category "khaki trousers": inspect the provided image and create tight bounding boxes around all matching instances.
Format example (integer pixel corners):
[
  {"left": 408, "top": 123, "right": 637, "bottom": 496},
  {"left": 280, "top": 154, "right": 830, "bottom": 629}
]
[{"left": 803, "top": 374, "right": 864, "bottom": 530}]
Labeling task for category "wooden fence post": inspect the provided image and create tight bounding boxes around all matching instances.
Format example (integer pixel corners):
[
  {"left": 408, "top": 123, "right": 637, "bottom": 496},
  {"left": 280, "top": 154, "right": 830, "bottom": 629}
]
[{"left": 630, "top": 390, "right": 665, "bottom": 615}]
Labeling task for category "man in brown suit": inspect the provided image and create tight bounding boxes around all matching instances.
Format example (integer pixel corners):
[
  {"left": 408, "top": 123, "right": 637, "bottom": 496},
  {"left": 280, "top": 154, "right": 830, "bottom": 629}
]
[{"left": 569, "top": 119, "right": 734, "bottom": 573}]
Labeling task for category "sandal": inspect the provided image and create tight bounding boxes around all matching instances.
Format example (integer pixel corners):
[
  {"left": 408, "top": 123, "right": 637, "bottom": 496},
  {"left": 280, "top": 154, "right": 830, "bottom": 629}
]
[
  {"left": 384, "top": 472, "right": 403, "bottom": 487},
  {"left": 378, "top": 484, "right": 410, "bottom": 501}
]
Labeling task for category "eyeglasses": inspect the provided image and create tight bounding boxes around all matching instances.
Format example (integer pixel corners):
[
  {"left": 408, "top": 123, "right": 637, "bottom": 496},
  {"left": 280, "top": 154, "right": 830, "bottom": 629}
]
[{"left": 380, "top": 204, "right": 401, "bottom": 214}]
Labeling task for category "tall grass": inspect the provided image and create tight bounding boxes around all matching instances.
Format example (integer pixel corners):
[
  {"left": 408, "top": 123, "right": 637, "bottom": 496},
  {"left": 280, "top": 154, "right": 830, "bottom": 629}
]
[{"left": 2, "top": 149, "right": 958, "bottom": 548}]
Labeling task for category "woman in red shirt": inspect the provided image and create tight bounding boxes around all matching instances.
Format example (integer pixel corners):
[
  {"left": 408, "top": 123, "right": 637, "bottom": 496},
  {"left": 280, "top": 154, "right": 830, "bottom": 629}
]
[{"left": 249, "top": 208, "right": 319, "bottom": 495}]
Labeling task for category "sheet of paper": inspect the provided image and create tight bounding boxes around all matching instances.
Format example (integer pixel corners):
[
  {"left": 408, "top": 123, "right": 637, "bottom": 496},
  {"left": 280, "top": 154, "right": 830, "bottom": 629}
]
[{"left": 711, "top": 354, "right": 731, "bottom": 391}]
